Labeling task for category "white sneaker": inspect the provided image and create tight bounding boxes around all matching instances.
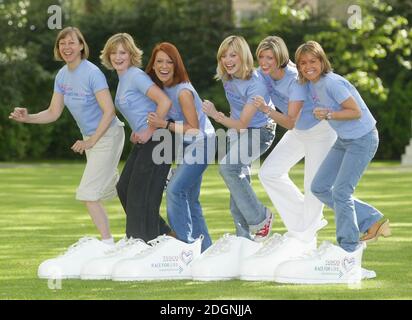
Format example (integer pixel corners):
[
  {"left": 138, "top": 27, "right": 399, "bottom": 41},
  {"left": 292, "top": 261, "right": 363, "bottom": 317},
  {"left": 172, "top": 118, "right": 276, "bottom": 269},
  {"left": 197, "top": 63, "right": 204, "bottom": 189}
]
[
  {"left": 191, "top": 234, "right": 262, "bottom": 281},
  {"left": 80, "top": 237, "right": 150, "bottom": 280},
  {"left": 111, "top": 235, "right": 202, "bottom": 281},
  {"left": 240, "top": 233, "right": 316, "bottom": 281},
  {"left": 274, "top": 241, "right": 365, "bottom": 284},
  {"left": 38, "top": 237, "right": 113, "bottom": 279},
  {"left": 362, "top": 267, "right": 376, "bottom": 279}
]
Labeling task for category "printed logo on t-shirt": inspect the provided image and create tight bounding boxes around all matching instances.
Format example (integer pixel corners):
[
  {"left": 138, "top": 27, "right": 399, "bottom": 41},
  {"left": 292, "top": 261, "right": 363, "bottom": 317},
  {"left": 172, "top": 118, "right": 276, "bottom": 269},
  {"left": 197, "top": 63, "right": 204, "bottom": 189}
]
[
  {"left": 58, "top": 83, "right": 88, "bottom": 100},
  {"left": 224, "top": 82, "right": 244, "bottom": 103},
  {"left": 309, "top": 86, "right": 321, "bottom": 105}
]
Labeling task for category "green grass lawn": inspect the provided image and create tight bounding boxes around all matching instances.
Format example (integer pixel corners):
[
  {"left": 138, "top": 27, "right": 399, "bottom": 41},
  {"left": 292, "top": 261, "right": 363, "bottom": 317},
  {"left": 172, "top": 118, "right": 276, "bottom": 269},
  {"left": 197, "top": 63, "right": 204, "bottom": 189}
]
[{"left": 0, "top": 161, "right": 411, "bottom": 300}]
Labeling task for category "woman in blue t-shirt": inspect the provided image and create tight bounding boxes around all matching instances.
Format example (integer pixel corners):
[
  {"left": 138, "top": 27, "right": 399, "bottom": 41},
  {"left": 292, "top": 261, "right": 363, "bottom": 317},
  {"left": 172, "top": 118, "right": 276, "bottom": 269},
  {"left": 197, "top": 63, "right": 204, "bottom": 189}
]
[
  {"left": 100, "top": 33, "right": 174, "bottom": 243},
  {"left": 273, "top": 41, "right": 390, "bottom": 284},
  {"left": 9, "top": 27, "right": 125, "bottom": 279},
  {"left": 145, "top": 42, "right": 215, "bottom": 252},
  {"left": 202, "top": 35, "right": 275, "bottom": 241},
  {"left": 238, "top": 36, "right": 338, "bottom": 281},
  {"left": 255, "top": 36, "right": 337, "bottom": 243}
]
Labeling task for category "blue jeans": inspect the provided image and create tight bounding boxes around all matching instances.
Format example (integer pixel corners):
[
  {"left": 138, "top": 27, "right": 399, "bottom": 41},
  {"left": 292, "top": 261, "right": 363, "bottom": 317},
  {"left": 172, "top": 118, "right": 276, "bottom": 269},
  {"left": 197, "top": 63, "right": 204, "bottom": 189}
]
[
  {"left": 167, "top": 136, "right": 215, "bottom": 252},
  {"left": 311, "top": 128, "right": 383, "bottom": 252},
  {"left": 219, "top": 127, "right": 275, "bottom": 239}
]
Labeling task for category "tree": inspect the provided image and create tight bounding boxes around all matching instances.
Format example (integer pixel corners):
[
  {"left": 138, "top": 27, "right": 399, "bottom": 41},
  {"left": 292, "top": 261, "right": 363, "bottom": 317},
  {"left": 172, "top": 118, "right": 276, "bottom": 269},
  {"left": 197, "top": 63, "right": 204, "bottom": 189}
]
[
  {"left": 1, "top": 0, "right": 234, "bottom": 160},
  {"left": 241, "top": 0, "right": 412, "bottom": 159},
  {"left": 307, "top": 0, "right": 412, "bottom": 159},
  {"left": 0, "top": 0, "right": 55, "bottom": 160}
]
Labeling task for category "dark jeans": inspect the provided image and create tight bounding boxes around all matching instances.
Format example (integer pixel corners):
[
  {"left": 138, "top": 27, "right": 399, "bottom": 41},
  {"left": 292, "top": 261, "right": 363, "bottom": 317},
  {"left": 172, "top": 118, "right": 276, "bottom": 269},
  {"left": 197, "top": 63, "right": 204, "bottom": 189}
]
[{"left": 116, "top": 136, "right": 173, "bottom": 242}]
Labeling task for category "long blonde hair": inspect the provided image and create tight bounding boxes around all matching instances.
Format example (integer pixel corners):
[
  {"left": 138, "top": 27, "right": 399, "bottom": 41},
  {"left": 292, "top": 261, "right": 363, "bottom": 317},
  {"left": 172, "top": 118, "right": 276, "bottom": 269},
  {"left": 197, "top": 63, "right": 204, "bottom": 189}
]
[{"left": 215, "top": 35, "right": 254, "bottom": 81}]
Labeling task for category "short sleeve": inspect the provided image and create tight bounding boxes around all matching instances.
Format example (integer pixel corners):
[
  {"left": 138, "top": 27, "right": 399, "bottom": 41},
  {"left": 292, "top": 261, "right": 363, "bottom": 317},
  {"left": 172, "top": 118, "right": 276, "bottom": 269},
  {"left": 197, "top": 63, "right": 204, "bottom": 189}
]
[
  {"left": 53, "top": 70, "right": 64, "bottom": 94},
  {"left": 133, "top": 70, "right": 155, "bottom": 95},
  {"left": 327, "top": 79, "right": 352, "bottom": 104},
  {"left": 288, "top": 81, "right": 307, "bottom": 102},
  {"left": 246, "top": 78, "right": 269, "bottom": 105},
  {"left": 89, "top": 68, "right": 109, "bottom": 94},
  {"left": 177, "top": 83, "right": 195, "bottom": 100}
]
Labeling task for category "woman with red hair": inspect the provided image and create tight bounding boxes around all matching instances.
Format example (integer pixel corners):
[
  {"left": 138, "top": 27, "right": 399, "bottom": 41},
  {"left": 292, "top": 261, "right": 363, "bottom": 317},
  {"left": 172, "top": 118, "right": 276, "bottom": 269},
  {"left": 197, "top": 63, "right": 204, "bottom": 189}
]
[{"left": 146, "top": 42, "right": 216, "bottom": 252}]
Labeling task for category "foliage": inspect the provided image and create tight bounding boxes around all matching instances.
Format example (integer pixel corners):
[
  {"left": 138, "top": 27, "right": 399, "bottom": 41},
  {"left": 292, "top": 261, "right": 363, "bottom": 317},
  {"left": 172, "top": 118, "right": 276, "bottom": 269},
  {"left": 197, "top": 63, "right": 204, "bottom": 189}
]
[
  {"left": 0, "top": 0, "right": 411, "bottom": 160},
  {"left": 241, "top": 0, "right": 412, "bottom": 159},
  {"left": 307, "top": 0, "right": 411, "bottom": 100},
  {"left": 0, "top": 0, "right": 233, "bottom": 160},
  {"left": 305, "top": 0, "right": 412, "bottom": 159}
]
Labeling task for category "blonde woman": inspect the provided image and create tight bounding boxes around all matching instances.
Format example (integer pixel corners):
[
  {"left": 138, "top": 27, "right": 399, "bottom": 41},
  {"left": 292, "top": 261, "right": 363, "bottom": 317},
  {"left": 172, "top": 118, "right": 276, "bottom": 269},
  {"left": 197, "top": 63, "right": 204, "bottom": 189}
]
[
  {"left": 100, "top": 33, "right": 173, "bottom": 242},
  {"left": 9, "top": 27, "right": 125, "bottom": 279},
  {"left": 202, "top": 35, "right": 275, "bottom": 241},
  {"left": 79, "top": 33, "right": 177, "bottom": 280},
  {"left": 239, "top": 36, "right": 338, "bottom": 280},
  {"left": 256, "top": 36, "right": 338, "bottom": 237},
  {"left": 274, "top": 41, "right": 388, "bottom": 284}
]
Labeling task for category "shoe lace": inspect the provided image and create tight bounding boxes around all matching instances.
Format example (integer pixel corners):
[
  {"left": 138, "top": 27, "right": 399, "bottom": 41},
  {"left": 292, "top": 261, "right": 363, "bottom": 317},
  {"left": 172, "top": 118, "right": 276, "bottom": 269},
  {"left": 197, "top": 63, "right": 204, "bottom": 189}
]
[
  {"left": 300, "top": 241, "right": 333, "bottom": 259},
  {"left": 254, "top": 233, "right": 284, "bottom": 256},
  {"left": 205, "top": 234, "right": 233, "bottom": 256},
  {"left": 59, "top": 236, "right": 96, "bottom": 257},
  {"left": 132, "top": 234, "right": 172, "bottom": 258},
  {"left": 147, "top": 234, "right": 173, "bottom": 247},
  {"left": 104, "top": 237, "right": 146, "bottom": 255}
]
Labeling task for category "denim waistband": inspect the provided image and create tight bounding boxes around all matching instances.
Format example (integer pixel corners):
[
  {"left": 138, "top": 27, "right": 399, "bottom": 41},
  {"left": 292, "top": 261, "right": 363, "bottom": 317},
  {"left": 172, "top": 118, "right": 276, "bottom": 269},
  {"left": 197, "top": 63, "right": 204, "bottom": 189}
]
[{"left": 249, "top": 122, "right": 276, "bottom": 131}]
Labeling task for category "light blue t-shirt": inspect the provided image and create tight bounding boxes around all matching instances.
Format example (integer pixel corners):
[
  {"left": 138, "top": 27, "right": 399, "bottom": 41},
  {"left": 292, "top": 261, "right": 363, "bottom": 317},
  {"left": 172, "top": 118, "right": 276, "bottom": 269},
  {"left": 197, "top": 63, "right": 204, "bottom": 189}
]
[
  {"left": 164, "top": 82, "right": 215, "bottom": 139},
  {"left": 54, "top": 59, "right": 119, "bottom": 136},
  {"left": 223, "top": 70, "right": 270, "bottom": 128},
  {"left": 115, "top": 67, "right": 157, "bottom": 133},
  {"left": 308, "top": 72, "right": 376, "bottom": 139},
  {"left": 259, "top": 65, "right": 319, "bottom": 130}
]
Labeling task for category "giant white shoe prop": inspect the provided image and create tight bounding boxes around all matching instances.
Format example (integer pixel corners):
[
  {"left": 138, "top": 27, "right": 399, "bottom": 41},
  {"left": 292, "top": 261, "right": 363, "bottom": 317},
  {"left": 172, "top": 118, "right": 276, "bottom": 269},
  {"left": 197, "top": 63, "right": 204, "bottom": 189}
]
[
  {"left": 274, "top": 241, "right": 365, "bottom": 284},
  {"left": 80, "top": 237, "right": 150, "bottom": 280},
  {"left": 240, "top": 233, "right": 316, "bottom": 281},
  {"left": 191, "top": 234, "right": 262, "bottom": 281},
  {"left": 362, "top": 268, "right": 376, "bottom": 280},
  {"left": 111, "top": 235, "right": 202, "bottom": 281},
  {"left": 38, "top": 237, "right": 113, "bottom": 279}
]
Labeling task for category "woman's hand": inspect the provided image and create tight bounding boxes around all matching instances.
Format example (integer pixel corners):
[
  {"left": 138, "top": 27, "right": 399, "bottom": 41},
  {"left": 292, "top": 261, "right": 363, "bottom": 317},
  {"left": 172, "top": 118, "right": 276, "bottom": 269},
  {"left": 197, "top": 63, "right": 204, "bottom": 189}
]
[
  {"left": 133, "top": 127, "right": 154, "bottom": 144},
  {"left": 9, "top": 107, "right": 29, "bottom": 123},
  {"left": 147, "top": 112, "right": 167, "bottom": 129},
  {"left": 202, "top": 100, "right": 224, "bottom": 122},
  {"left": 252, "top": 96, "right": 270, "bottom": 114},
  {"left": 71, "top": 138, "right": 96, "bottom": 154},
  {"left": 313, "top": 107, "right": 329, "bottom": 120},
  {"left": 202, "top": 100, "right": 217, "bottom": 117},
  {"left": 130, "top": 132, "right": 139, "bottom": 144}
]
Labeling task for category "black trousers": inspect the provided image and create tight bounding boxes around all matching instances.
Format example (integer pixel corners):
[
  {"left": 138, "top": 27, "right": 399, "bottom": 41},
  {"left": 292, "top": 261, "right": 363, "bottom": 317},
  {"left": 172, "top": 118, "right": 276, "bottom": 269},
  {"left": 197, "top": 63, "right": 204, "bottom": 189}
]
[{"left": 116, "top": 136, "right": 173, "bottom": 242}]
